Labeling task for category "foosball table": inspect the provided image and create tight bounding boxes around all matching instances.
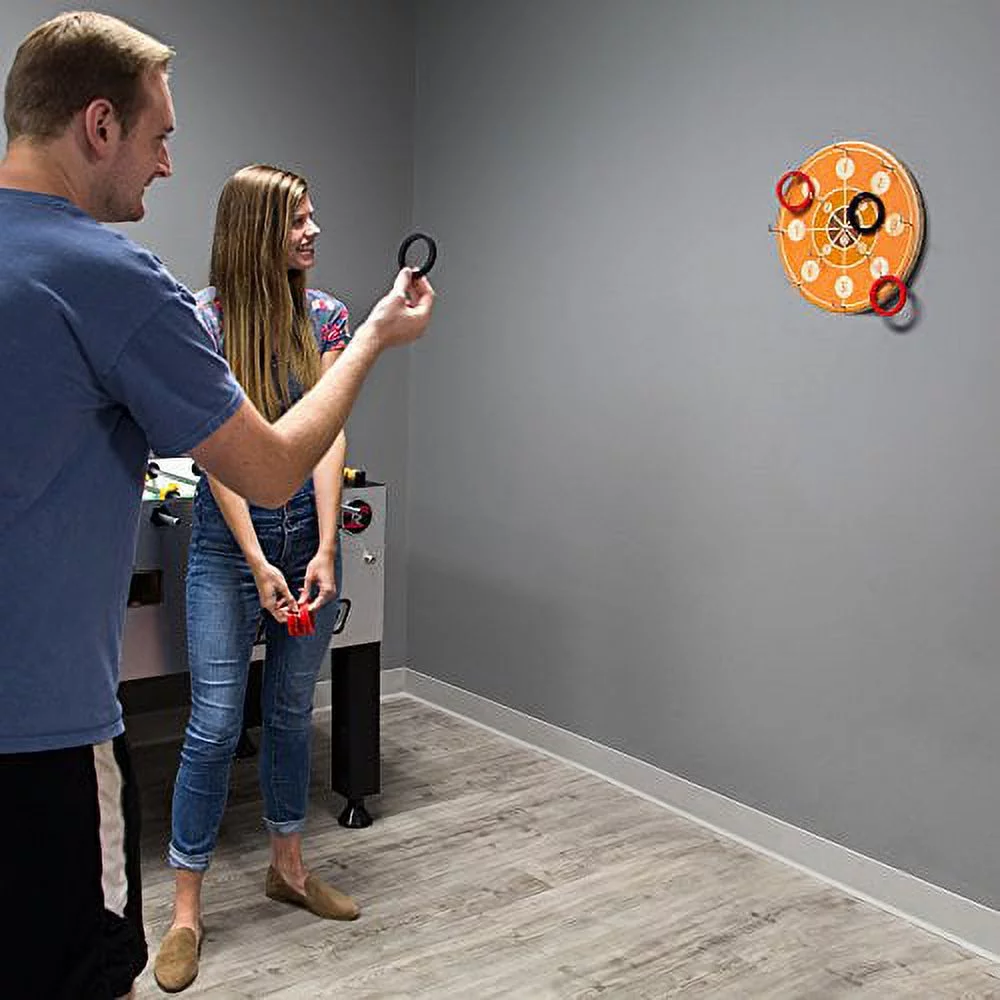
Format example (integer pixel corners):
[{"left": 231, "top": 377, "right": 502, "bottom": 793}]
[{"left": 120, "top": 457, "right": 385, "bottom": 827}]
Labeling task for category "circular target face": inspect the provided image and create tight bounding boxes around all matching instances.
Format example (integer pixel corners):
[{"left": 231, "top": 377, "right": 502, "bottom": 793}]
[{"left": 774, "top": 141, "right": 924, "bottom": 313}]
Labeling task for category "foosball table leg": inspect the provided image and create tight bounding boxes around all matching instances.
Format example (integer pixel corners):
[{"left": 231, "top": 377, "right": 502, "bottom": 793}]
[{"left": 330, "top": 641, "right": 381, "bottom": 827}]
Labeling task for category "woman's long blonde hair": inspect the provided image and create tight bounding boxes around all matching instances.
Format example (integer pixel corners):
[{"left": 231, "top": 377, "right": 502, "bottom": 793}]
[{"left": 210, "top": 164, "right": 321, "bottom": 422}]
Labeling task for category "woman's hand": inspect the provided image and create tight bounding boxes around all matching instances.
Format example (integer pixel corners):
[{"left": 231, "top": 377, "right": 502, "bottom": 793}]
[
  {"left": 252, "top": 562, "right": 296, "bottom": 623},
  {"left": 301, "top": 547, "right": 337, "bottom": 613}
]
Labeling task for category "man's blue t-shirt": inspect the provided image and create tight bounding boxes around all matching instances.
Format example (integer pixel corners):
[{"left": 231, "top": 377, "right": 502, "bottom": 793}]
[{"left": 0, "top": 189, "right": 245, "bottom": 752}]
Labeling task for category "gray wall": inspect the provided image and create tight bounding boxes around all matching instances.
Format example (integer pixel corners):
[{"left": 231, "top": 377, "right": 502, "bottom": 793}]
[
  {"left": 0, "top": 0, "right": 416, "bottom": 668},
  {"left": 408, "top": 0, "right": 1000, "bottom": 909}
]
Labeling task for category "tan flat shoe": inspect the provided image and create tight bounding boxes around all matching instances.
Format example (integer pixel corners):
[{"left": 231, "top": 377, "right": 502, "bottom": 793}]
[
  {"left": 153, "top": 923, "right": 202, "bottom": 993},
  {"left": 265, "top": 866, "right": 360, "bottom": 920}
]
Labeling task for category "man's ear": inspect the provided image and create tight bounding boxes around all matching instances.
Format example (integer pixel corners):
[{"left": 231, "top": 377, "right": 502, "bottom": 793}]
[{"left": 82, "top": 99, "right": 118, "bottom": 155}]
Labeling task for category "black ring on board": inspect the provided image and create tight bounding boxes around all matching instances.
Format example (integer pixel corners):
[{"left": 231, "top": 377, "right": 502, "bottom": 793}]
[{"left": 846, "top": 192, "right": 885, "bottom": 235}]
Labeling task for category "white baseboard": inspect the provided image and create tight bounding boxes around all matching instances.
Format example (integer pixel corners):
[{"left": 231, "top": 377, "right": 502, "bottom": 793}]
[
  {"left": 396, "top": 667, "right": 1000, "bottom": 964},
  {"left": 378, "top": 665, "right": 408, "bottom": 697}
]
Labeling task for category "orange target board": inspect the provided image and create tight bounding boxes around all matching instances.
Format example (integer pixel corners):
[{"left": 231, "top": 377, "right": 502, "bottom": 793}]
[{"left": 774, "top": 141, "right": 924, "bottom": 314}]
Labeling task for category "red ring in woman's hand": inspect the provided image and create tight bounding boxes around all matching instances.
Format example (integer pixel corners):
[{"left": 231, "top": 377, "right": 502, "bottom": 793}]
[{"left": 287, "top": 603, "right": 314, "bottom": 636}]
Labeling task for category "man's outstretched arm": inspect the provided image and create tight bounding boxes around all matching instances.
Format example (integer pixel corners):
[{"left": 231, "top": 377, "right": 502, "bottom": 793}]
[{"left": 192, "top": 269, "right": 434, "bottom": 507}]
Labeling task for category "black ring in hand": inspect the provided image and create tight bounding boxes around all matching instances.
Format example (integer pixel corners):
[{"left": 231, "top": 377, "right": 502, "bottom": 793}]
[
  {"left": 846, "top": 192, "right": 886, "bottom": 235},
  {"left": 398, "top": 232, "right": 437, "bottom": 279}
]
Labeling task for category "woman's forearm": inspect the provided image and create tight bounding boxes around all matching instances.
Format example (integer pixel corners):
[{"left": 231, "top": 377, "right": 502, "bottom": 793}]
[
  {"left": 207, "top": 473, "right": 267, "bottom": 571},
  {"left": 313, "top": 429, "right": 346, "bottom": 555}
]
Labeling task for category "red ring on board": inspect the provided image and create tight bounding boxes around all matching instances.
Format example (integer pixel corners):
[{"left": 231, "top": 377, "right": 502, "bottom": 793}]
[
  {"left": 869, "top": 275, "right": 907, "bottom": 317},
  {"left": 776, "top": 170, "right": 816, "bottom": 213}
]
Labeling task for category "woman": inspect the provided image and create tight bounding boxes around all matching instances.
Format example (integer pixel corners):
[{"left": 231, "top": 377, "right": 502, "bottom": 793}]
[{"left": 155, "top": 165, "right": 358, "bottom": 994}]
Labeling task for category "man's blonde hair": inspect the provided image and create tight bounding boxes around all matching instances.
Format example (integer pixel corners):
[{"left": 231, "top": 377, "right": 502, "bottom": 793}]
[{"left": 4, "top": 11, "right": 173, "bottom": 141}]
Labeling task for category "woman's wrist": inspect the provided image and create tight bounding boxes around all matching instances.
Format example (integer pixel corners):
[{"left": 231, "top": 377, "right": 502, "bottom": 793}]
[
  {"left": 245, "top": 550, "right": 269, "bottom": 574},
  {"left": 315, "top": 537, "right": 337, "bottom": 558}
]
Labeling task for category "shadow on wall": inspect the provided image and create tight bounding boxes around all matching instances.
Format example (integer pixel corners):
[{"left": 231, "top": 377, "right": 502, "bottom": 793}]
[{"left": 880, "top": 198, "right": 930, "bottom": 336}]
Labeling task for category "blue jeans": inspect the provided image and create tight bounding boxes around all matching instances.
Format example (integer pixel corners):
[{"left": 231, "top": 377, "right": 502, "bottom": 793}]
[{"left": 169, "top": 486, "right": 342, "bottom": 872}]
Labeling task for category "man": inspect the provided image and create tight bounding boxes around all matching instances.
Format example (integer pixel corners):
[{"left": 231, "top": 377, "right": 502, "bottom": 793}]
[{"left": 0, "top": 11, "right": 434, "bottom": 999}]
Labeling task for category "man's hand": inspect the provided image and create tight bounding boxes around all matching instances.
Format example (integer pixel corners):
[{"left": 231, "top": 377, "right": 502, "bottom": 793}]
[{"left": 363, "top": 268, "right": 436, "bottom": 350}]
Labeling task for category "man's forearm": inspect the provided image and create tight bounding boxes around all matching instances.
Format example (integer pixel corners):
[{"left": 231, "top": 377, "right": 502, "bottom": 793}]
[
  {"left": 192, "top": 324, "right": 381, "bottom": 507},
  {"left": 269, "top": 324, "right": 379, "bottom": 498},
  {"left": 275, "top": 325, "right": 378, "bottom": 469},
  {"left": 192, "top": 268, "right": 434, "bottom": 508}
]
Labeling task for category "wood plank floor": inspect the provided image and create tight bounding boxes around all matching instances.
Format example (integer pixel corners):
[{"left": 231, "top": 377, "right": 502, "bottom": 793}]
[{"left": 129, "top": 696, "right": 1000, "bottom": 998}]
